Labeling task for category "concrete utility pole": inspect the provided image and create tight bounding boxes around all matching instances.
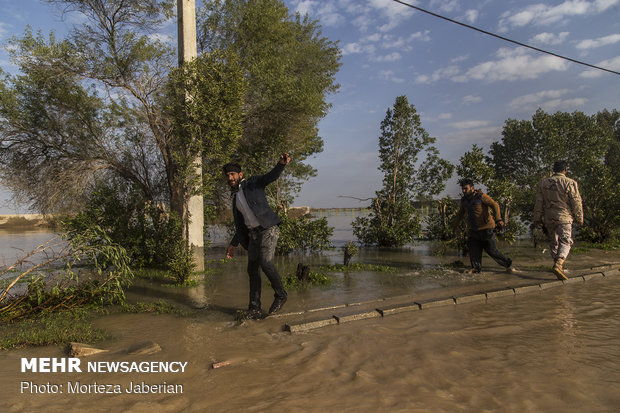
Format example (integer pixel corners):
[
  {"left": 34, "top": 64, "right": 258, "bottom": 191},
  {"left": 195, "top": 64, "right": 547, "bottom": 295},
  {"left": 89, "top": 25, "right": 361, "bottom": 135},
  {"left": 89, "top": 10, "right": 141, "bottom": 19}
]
[{"left": 177, "top": 0, "right": 204, "bottom": 263}]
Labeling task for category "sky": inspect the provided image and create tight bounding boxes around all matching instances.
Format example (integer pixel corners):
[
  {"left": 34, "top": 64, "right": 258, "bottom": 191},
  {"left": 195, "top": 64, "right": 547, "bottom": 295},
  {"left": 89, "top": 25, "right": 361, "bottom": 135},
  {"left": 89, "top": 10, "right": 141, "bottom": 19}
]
[{"left": 0, "top": 0, "right": 619, "bottom": 212}]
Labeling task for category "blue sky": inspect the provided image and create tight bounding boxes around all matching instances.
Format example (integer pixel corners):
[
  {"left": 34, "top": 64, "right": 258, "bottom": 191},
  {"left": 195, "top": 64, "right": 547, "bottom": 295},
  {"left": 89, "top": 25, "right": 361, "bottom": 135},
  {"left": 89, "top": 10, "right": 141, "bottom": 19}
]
[{"left": 1, "top": 0, "right": 619, "bottom": 212}]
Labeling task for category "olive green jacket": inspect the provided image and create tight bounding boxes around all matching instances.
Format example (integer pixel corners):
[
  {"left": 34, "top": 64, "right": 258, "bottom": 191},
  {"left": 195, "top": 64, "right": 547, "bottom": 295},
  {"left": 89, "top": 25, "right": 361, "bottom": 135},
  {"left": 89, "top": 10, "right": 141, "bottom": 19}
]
[{"left": 533, "top": 173, "right": 583, "bottom": 226}]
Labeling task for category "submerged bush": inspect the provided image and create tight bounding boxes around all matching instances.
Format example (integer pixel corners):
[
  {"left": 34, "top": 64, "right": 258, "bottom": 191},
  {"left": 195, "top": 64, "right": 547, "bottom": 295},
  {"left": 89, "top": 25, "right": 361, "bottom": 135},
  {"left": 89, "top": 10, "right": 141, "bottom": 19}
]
[
  {"left": 0, "top": 226, "right": 133, "bottom": 322},
  {"left": 62, "top": 181, "right": 195, "bottom": 283},
  {"left": 276, "top": 213, "right": 334, "bottom": 254}
]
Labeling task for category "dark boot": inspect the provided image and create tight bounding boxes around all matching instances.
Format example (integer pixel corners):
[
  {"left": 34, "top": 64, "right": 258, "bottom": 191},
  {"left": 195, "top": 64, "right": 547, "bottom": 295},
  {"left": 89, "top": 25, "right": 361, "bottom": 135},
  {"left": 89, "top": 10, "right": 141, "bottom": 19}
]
[
  {"left": 268, "top": 294, "right": 287, "bottom": 314},
  {"left": 244, "top": 306, "right": 264, "bottom": 320}
]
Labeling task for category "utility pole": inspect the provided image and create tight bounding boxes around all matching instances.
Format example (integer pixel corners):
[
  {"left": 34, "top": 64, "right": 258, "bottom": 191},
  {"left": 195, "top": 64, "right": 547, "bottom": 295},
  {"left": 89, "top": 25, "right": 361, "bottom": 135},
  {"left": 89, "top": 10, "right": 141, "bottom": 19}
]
[{"left": 177, "top": 0, "right": 204, "bottom": 267}]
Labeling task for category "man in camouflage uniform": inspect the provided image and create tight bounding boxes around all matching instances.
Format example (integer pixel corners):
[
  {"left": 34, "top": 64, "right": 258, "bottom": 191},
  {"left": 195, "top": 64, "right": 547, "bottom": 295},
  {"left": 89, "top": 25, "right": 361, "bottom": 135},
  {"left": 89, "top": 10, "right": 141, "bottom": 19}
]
[{"left": 533, "top": 160, "right": 583, "bottom": 280}]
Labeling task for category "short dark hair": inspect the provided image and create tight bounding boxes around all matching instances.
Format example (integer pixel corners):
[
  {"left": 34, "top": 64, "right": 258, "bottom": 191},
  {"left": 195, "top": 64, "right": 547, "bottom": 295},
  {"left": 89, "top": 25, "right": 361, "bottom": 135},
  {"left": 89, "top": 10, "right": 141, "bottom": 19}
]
[
  {"left": 553, "top": 160, "right": 568, "bottom": 173},
  {"left": 459, "top": 178, "right": 474, "bottom": 187},
  {"left": 222, "top": 163, "right": 242, "bottom": 174}
]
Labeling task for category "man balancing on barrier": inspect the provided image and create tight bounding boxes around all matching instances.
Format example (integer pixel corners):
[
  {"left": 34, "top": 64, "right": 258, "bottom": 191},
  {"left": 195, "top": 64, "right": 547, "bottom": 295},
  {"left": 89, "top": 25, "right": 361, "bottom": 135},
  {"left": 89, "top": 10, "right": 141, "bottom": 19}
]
[
  {"left": 223, "top": 153, "right": 290, "bottom": 320},
  {"left": 454, "top": 179, "right": 516, "bottom": 274}
]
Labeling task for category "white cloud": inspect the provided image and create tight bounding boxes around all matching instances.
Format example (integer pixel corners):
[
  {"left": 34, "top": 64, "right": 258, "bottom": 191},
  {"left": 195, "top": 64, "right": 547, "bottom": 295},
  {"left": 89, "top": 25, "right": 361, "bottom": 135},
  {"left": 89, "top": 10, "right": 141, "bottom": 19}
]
[
  {"left": 351, "top": 14, "right": 373, "bottom": 32},
  {"left": 373, "top": 52, "right": 402, "bottom": 62},
  {"left": 463, "top": 9, "right": 479, "bottom": 24},
  {"left": 452, "top": 48, "right": 569, "bottom": 82},
  {"left": 0, "top": 22, "right": 9, "bottom": 41},
  {"left": 416, "top": 65, "right": 460, "bottom": 83},
  {"left": 368, "top": 0, "right": 415, "bottom": 32},
  {"left": 593, "top": 0, "right": 620, "bottom": 12},
  {"left": 341, "top": 42, "right": 374, "bottom": 55},
  {"left": 508, "top": 89, "right": 571, "bottom": 107},
  {"left": 576, "top": 34, "right": 620, "bottom": 49},
  {"left": 540, "top": 98, "right": 589, "bottom": 110},
  {"left": 341, "top": 42, "right": 361, "bottom": 55},
  {"left": 294, "top": 0, "right": 316, "bottom": 16},
  {"left": 463, "top": 95, "right": 482, "bottom": 104},
  {"left": 442, "top": 126, "right": 502, "bottom": 147},
  {"left": 364, "top": 33, "right": 382, "bottom": 43},
  {"left": 499, "top": 0, "right": 619, "bottom": 30},
  {"left": 580, "top": 55, "right": 620, "bottom": 78},
  {"left": 381, "top": 31, "right": 431, "bottom": 51},
  {"left": 530, "top": 32, "right": 570, "bottom": 46},
  {"left": 317, "top": 3, "right": 345, "bottom": 27},
  {"left": 450, "top": 120, "right": 491, "bottom": 129},
  {"left": 452, "top": 55, "right": 469, "bottom": 63},
  {"left": 430, "top": 0, "right": 460, "bottom": 13},
  {"left": 415, "top": 74, "right": 431, "bottom": 84},
  {"left": 379, "top": 69, "right": 405, "bottom": 83},
  {"left": 508, "top": 89, "right": 590, "bottom": 111},
  {"left": 293, "top": 1, "right": 344, "bottom": 27}
]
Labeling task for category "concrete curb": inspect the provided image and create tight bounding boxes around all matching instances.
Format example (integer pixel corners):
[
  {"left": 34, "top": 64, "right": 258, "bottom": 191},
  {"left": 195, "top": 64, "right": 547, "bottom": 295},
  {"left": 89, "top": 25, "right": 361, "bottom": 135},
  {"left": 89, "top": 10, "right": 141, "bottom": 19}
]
[{"left": 283, "top": 263, "right": 619, "bottom": 333}]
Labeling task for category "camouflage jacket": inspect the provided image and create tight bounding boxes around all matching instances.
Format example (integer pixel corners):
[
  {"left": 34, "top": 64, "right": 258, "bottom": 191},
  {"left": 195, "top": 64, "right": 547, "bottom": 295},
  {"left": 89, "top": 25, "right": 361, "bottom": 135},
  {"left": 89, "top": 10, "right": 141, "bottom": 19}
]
[{"left": 533, "top": 173, "right": 583, "bottom": 226}]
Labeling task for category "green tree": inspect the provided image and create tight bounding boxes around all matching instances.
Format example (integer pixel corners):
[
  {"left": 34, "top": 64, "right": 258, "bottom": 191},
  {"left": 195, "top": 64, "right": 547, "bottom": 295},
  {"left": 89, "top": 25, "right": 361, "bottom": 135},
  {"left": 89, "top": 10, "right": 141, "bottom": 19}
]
[
  {"left": 353, "top": 96, "right": 453, "bottom": 246},
  {"left": 197, "top": 0, "right": 342, "bottom": 208},
  {"left": 490, "top": 108, "right": 620, "bottom": 242},
  {"left": 0, "top": 1, "right": 245, "bottom": 221}
]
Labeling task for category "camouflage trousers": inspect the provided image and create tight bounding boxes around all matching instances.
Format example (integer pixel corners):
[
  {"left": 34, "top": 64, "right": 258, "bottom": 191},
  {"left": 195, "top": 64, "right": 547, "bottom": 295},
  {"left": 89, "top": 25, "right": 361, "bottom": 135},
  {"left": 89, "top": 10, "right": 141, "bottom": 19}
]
[{"left": 546, "top": 222, "right": 573, "bottom": 261}]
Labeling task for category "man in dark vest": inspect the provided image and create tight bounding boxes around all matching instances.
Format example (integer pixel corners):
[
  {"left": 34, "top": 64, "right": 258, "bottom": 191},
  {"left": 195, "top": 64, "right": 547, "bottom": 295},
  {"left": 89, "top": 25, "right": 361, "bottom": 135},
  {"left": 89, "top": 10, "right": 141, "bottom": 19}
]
[
  {"left": 454, "top": 179, "right": 514, "bottom": 274},
  {"left": 223, "top": 153, "right": 290, "bottom": 319}
]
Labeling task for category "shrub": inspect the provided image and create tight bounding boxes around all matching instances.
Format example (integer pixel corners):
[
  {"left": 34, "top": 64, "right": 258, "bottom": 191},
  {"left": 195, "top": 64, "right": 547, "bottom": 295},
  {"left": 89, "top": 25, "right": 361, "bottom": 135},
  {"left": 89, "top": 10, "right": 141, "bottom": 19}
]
[{"left": 276, "top": 213, "right": 334, "bottom": 254}]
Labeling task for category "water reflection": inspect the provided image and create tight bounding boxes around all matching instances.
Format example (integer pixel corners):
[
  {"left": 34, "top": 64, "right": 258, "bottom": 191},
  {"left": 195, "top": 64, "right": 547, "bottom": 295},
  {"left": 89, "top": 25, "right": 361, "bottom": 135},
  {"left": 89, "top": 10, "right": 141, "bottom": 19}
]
[{"left": 2, "top": 276, "right": 619, "bottom": 412}]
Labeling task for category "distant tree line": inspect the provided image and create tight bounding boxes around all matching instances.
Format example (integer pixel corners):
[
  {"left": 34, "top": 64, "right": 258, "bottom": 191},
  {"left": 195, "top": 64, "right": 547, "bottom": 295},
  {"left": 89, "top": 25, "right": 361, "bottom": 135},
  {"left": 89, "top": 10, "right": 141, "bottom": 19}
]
[{"left": 356, "top": 97, "right": 619, "bottom": 247}]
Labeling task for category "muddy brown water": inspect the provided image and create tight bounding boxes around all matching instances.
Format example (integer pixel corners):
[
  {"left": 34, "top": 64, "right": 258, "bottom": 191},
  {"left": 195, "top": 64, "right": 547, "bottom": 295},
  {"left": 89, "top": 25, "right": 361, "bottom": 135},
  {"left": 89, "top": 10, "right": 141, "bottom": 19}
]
[{"left": 1, "top": 228, "right": 620, "bottom": 412}]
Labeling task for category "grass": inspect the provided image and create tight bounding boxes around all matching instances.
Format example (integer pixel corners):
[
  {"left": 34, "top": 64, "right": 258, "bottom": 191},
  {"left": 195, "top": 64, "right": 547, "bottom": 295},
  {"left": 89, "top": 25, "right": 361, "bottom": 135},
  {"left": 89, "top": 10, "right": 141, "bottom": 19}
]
[
  {"left": 282, "top": 271, "right": 331, "bottom": 289},
  {"left": 318, "top": 262, "right": 397, "bottom": 273},
  {"left": 120, "top": 300, "right": 192, "bottom": 316},
  {"left": 280, "top": 262, "right": 399, "bottom": 290},
  {"left": 0, "top": 300, "right": 191, "bottom": 350},
  {"left": 572, "top": 240, "right": 619, "bottom": 253},
  {"left": 0, "top": 309, "right": 106, "bottom": 350},
  {"left": 133, "top": 267, "right": 203, "bottom": 287}
]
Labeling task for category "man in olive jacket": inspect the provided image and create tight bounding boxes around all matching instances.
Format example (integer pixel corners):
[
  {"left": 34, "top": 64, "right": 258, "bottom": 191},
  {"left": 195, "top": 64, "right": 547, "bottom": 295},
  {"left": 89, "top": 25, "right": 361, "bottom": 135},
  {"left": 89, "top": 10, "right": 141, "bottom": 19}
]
[
  {"left": 533, "top": 160, "right": 583, "bottom": 280},
  {"left": 454, "top": 179, "right": 514, "bottom": 274},
  {"left": 223, "top": 153, "right": 290, "bottom": 319}
]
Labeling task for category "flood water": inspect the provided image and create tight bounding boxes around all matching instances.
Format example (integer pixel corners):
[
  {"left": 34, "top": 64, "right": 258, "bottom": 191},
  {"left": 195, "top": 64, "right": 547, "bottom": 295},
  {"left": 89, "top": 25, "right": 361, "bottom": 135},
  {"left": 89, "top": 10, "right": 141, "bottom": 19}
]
[{"left": 1, "top": 214, "right": 620, "bottom": 412}]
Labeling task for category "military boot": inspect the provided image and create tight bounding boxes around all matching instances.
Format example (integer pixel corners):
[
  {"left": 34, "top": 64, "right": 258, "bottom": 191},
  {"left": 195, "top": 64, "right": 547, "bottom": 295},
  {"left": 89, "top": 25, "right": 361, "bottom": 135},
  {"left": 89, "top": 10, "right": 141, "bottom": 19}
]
[{"left": 552, "top": 257, "right": 567, "bottom": 280}]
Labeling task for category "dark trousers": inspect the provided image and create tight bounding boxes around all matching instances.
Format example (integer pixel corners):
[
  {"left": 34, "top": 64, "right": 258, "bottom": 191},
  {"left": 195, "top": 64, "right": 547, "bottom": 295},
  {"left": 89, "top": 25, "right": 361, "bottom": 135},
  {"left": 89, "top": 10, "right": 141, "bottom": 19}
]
[
  {"left": 468, "top": 229, "right": 512, "bottom": 271},
  {"left": 247, "top": 225, "right": 287, "bottom": 309}
]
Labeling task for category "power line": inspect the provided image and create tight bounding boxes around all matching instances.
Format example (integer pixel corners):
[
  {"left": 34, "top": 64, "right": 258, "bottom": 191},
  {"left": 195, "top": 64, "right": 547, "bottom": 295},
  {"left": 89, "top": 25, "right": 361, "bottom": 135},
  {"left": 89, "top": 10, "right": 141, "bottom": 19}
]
[{"left": 391, "top": 0, "right": 620, "bottom": 76}]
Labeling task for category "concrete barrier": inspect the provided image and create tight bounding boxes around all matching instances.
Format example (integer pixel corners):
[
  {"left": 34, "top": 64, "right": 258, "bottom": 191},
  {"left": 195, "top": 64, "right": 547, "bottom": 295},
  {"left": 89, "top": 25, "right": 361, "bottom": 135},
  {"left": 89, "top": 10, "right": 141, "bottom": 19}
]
[
  {"left": 283, "top": 264, "right": 620, "bottom": 333},
  {"left": 453, "top": 294, "right": 487, "bottom": 304},
  {"left": 415, "top": 298, "right": 455, "bottom": 309},
  {"left": 285, "top": 317, "right": 338, "bottom": 333},
  {"left": 514, "top": 284, "right": 541, "bottom": 294},
  {"left": 564, "top": 276, "right": 585, "bottom": 284},
  {"left": 333, "top": 310, "right": 382, "bottom": 324},
  {"left": 486, "top": 288, "right": 515, "bottom": 299},
  {"left": 539, "top": 280, "right": 565, "bottom": 290},
  {"left": 376, "top": 303, "right": 420, "bottom": 316},
  {"left": 582, "top": 272, "right": 604, "bottom": 281}
]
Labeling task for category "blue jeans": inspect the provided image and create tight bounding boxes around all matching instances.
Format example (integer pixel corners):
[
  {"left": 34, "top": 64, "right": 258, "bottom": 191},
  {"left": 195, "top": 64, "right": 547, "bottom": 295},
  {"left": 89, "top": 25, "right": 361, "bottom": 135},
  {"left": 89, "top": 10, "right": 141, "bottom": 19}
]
[
  {"left": 468, "top": 229, "right": 512, "bottom": 271},
  {"left": 247, "top": 225, "right": 286, "bottom": 309}
]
